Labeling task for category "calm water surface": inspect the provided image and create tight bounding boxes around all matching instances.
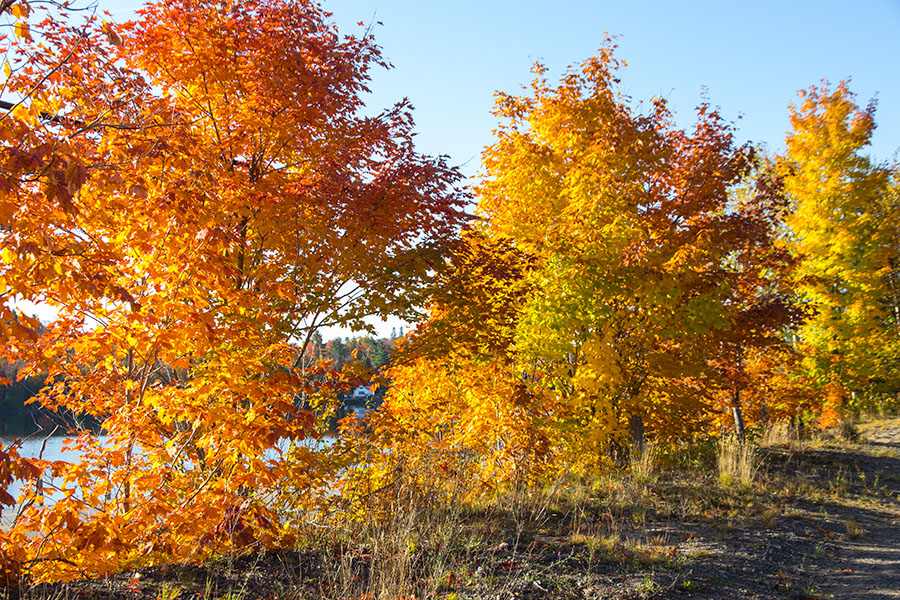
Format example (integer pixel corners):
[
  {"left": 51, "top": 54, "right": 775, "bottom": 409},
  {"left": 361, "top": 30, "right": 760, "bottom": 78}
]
[
  {"left": 1, "top": 435, "right": 92, "bottom": 529},
  {"left": 1, "top": 433, "right": 338, "bottom": 528}
]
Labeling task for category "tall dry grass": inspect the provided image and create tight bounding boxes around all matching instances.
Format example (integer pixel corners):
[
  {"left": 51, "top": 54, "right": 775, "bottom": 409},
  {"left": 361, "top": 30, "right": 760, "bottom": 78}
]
[
  {"left": 629, "top": 443, "right": 658, "bottom": 487},
  {"left": 303, "top": 470, "right": 484, "bottom": 600},
  {"left": 760, "top": 420, "right": 796, "bottom": 447},
  {"left": 716, "top": 437, "right": 758, "bottom": 486}
]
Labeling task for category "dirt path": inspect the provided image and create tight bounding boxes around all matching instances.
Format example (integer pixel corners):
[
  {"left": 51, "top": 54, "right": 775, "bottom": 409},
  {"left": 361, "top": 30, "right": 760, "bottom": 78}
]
[
  {"left": 816, "top": 422, "right": 900, "bottom": 600},
  {"left": 547, "top": 419, "right": 900, "bottom": 599},
  {"left": 665, "top": 420, "right": 900, "bottom": 600},
  {"left": 453, "top": 420, "right": 900, "bottom": 600},
  {"left": 827, "top": 523, "right": 900, "bottom": 599}
]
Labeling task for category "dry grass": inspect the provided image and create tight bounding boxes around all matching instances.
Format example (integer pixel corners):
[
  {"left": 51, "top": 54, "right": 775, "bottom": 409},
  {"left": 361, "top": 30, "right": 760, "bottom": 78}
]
[
  {"left": 844, "top": 519, "right": 867, "bottom": 540},
  {"left": 314, "top": 484, "right": 477, "bottom": 600},
  {"left": 629, "top": 443, "right": 658, "bottom": 488},
  {"left": 8, "top": 414, "right": 897, "bottom": 599},
  {"left": 716, "top": 436, "right": 758, "bottom": 487},
  {"left": 761, "top": 421, "right": 797, "bottom": 447}
]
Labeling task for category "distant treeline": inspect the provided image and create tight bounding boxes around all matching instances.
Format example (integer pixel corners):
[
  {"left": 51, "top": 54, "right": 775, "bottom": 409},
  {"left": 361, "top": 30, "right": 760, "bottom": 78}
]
[
  {"left": 0, "top": 364, "right": 99, "bottom": 437},
  {"left": 307, "top": 330, "right": 403, "bottom": 371},
  {"left": 0, "top": 331, "right": 402, "bottom": 437},
  {"left": 0, "top": 365, "right": 45, "bottom": 436}
]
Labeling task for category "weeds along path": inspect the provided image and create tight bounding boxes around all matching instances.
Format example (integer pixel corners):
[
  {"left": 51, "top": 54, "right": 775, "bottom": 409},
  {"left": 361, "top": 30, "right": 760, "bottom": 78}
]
[
  {"left": 530, "top": 419, "right": 900, "bottom": 600},
  {"left": 676, "top": 418, "right": 900, "bottom": 600}
]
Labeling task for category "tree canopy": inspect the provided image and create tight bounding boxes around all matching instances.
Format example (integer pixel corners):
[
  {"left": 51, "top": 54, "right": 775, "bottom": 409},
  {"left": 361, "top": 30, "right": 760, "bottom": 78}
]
[
  {"left": 1, "top": 2, "right": 898, "bottom": 585},
  {"left": 0, "top": 0, "right": 465, "bottom": 579}
]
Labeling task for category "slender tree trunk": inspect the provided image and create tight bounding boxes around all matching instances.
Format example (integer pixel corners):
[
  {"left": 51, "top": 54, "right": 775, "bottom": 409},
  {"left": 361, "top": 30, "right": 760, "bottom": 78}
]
[{"left": 732, "top": 387, "right": 745, "bottom": 443}]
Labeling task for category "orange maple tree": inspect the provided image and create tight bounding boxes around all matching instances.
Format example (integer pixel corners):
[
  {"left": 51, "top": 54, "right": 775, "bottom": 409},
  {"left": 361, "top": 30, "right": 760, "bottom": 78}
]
[{"left": 0, "top": 0, "right": 464, "bottom": 580}]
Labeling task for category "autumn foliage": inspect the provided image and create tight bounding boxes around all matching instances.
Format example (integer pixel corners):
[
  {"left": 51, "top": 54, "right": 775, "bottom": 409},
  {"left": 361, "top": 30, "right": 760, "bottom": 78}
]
[
  {"left": 353, "top": 48, "right": 896, "bottom": 507},
  {"left": 1, "top": 0, "right": 898, "bottom": 585},
  {"left": 0, "top": 0, "right": 464, "bottom": 581},
  {"left": 372, "top": 45, "right": 808, "bottom": 489},
  {"left": 782, "top": 81, "right": 900, "bottom": 401}
]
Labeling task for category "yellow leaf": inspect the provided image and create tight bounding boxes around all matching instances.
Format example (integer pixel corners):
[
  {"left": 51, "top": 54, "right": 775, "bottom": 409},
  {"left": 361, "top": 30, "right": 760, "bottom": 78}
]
[
  {"left": 14, "top": 21, "right": 31, "bottom": 42},
  {"left": 3, "top": 61, "right": 10, "bottom": 78}
]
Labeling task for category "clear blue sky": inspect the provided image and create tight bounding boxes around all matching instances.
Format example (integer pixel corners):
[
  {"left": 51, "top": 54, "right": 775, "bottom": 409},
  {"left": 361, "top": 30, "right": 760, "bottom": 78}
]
[
  {"left": 318, "top": 0, "right": 900, "bottom": 176},
  {"left": 105, "top": 0, "right": 900, "bottom": 172},
  {"left": 105, "top": 0, "right": 900, "bottom": 338}
]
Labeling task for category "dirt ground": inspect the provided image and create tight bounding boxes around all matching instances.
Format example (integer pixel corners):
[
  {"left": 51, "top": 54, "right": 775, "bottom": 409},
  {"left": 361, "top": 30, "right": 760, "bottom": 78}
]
[
  {"left": 453, "top": 419, "right": 900, "bottom": 600},
  {"left": 4, "top": 418, "right": 900, "bottom": 600},
  {"left": 648, "top": 422, "right": 900, "bottom": 600}
]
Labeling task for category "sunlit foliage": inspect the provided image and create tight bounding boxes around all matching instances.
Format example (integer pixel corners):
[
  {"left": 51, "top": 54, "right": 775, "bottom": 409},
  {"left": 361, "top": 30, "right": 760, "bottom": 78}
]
[
  {"left": 0, "top": 0, "right": 464, "bottom": 580},
  {"left": 783, "top": 81, "right": 900, "bottom": 406}
]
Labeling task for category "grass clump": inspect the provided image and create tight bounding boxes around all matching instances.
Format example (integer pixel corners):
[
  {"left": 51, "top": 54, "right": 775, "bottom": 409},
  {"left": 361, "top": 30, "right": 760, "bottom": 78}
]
[
  {"left": 629, "top": 443, "right": 658, "bottom": 488},
  {"left": 717, "top": 436, "right": 758, "bottom": 487},
  {"left": 844, "top": 519, "right": 867, "bottom": 539}
]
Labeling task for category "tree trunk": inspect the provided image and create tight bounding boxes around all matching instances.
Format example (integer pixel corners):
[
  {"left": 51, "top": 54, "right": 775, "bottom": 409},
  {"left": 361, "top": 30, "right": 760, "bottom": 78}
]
[
  {"left": 629, "top": 414, "right": 645, "bottom": 454},
  {"left": 732, "top": 387, "right": 746, "bottom": 443}
]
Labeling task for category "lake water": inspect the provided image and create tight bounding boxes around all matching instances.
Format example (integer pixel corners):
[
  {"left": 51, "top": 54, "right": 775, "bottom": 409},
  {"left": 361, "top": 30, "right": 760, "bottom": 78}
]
[
  {"left": 1, "top": 434, "right": 86, "bottom": 529},
  {"left": 0, "top": 433, "right": 338, "bottom": 530},
  {"left": 1, "top": 434, "right": 81, "bottom": 461}
]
